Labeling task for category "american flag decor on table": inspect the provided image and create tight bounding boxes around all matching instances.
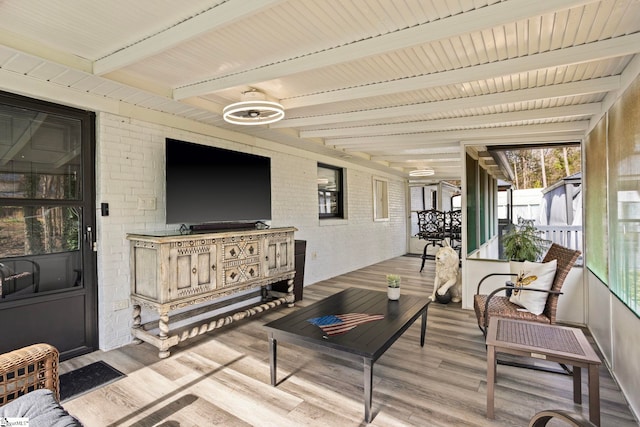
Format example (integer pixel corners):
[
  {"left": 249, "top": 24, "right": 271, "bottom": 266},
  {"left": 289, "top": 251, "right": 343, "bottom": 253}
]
[{"left": 307, "top": 313, "right": 384, "bottom": 337}]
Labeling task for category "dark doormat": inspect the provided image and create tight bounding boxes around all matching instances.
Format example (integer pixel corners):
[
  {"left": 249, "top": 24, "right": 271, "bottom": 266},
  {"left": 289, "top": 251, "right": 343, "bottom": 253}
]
[{"left": 60, "top": 361, "right": 126, "bottom": 402}]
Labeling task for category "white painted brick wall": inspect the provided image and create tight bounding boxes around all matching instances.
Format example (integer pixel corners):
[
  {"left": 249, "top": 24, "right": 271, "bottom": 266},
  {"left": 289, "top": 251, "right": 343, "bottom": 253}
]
[{"left": 96, "top": 112, "right": 408, "bottom": 350}]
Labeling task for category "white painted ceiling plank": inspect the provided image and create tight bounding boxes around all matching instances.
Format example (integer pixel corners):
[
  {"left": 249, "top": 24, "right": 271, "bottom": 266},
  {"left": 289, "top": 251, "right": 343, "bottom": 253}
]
[
  {"left": 172, "top": 0, "right": 598, "bottom": 99},
  {"left": 341, "top": 131, "right": 586, "bottom": 151},
  {"left": 0, "top": 0, "right": 637, "bottom": 180},
  {"left": 329, "top": 122, "right": 589, "bottom": 148},
  {"left": 93, "top": 0, "right": 284, "bottom": 75},
  {"left": 373, "top": 153, "right": 463, "bottom": 162},
  {"left": 300, "top": 103, "right": 601, "bottom": 138},
  {"left": 283, "top": 33, "right": 640, "bottom": 109},
  {"left": 274, "top": 77, "right": 619, "bottom": 128},
  {"left": 0, "top": 28, "right": 93, "bottom": 72}
]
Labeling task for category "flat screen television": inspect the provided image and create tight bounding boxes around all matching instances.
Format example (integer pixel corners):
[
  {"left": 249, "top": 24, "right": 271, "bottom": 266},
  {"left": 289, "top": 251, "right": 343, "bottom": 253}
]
[{"left": 165, "top": 138, "right": 272, "bottom": 225}]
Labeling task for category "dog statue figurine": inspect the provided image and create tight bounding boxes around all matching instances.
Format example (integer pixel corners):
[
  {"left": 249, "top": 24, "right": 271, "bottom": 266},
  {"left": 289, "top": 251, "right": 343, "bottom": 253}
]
[{"left": 430, "top": 243, "right": 461, "bottom": 303}]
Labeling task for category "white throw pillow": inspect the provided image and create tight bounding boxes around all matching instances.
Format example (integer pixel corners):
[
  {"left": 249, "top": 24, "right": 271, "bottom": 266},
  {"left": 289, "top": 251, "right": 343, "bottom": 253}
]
[{"left": 509, "top": 259, "right": 557, "bottom": 315}]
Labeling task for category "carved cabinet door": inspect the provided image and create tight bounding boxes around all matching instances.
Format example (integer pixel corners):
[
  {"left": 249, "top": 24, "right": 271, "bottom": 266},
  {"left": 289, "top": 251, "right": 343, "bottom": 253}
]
[
  {"left": 264, "top": 233, "right": 294, "bottom": 277},
  {"left": 168, "top": 242, "right": 217, "bottom": 301}
]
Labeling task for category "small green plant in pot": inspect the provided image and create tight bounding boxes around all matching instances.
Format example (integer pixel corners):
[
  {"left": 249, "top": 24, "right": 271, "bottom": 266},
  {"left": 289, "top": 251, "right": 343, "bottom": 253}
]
[
  {"left": 386, "top": 274, "right": 401, "bottom": 300},
  {"left": 502, "top": 217, "right": 549, "bottom": 262}
]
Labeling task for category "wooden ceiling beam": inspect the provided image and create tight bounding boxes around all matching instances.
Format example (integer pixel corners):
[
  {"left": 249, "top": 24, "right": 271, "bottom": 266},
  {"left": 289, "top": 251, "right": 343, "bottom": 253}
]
[
  {"left": 372, "top": 153, "right": 461, "bottom": 162},
  {"left": 172, "top": 0, "right": 597, "bottom": 99},
  {"left": 93, "top": 0, "right": 282, "bottom": 75},
  {"left": 392, "top": 160, "right": 461, "bottom": 168},
  {"left": 329, "top": 122, "right": 588, "bottom": 147},
  {"left": 273, "top": 77, "right": 618, "bottom": 128},
  {"left": 285, "top": 33, "right": 640, "bottom": 109},
  {"left": 300, "top": 104, "right": 601, "bottom": 138}
]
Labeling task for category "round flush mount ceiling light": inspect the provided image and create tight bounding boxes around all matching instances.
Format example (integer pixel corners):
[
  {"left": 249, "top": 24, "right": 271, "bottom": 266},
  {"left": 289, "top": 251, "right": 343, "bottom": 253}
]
[
  {"left": 223, "top": 90, "right": 284, "bottom": 126},
  {"left": 409, "top": 167, "right": 435, "bottom": 177}
]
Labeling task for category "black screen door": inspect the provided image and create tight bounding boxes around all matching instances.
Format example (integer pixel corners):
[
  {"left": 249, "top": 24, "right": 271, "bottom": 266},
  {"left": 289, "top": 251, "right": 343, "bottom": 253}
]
[{"left": 0, "top": 91, "right": 97, "bottom": 360}]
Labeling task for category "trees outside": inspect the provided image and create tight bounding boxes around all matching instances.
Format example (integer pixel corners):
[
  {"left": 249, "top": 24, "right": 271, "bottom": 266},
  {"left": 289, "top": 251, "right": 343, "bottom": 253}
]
[
  {"left": 506, "top": 146, "right": 581, "bottom": 190},
  {"left": 1, "top": 172, "right": 80, "bottom": 257}
]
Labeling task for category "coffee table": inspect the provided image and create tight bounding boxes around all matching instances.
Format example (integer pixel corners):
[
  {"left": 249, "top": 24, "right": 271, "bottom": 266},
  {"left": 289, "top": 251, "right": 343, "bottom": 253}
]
[
  {"left": 264, "top": 287, "right": 431, "bottom": 423},
  {"left": 486, "top": 318, "right": 602, "bottom": 425}
]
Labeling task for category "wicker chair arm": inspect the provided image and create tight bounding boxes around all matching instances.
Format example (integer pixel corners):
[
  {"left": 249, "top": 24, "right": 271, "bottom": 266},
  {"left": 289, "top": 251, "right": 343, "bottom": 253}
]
[
  {"left": 482, "top": 286, "right": 563, "bottom": 328},
  {"left": 0, "top": 343, "right": 60, "bottom": 405},
  {"left": 476, "top": 272, "right": 517, "bottom": 294},
  {"left": 529, "top": 409, "right": 597, "bottom": 427}
]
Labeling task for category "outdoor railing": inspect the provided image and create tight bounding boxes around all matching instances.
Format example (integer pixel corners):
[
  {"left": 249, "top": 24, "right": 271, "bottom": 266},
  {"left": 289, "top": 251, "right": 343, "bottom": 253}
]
[
  {"left": 536, "top": 225, "right": 583, "bottom": 252},
  {"left": 536, "top": 225, "right": 583, "bottom": 266}
]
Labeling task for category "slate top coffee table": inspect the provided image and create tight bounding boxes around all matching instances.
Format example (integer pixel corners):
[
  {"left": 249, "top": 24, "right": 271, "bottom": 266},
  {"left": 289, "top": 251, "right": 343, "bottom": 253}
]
[{"left": 264, "top": 287, "right": 431, "bottom": 423}]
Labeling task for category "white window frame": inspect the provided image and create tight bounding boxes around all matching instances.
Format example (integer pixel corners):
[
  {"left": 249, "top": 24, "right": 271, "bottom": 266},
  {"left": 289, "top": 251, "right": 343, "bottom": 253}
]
[{"left": 373, "top": 177, "right": 389, "bottom": 221}]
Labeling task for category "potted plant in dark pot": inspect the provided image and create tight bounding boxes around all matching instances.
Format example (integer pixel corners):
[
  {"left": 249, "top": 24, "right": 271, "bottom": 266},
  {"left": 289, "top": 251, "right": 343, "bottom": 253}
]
[{"left": 502, "top": 217, "right": 548, "bottom": 262}]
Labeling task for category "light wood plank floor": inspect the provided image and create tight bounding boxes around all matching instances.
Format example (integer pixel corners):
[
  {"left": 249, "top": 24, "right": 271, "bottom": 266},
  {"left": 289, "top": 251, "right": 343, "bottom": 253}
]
[{"left": 61, "top": 256, "right": 638, "bottom": 426}]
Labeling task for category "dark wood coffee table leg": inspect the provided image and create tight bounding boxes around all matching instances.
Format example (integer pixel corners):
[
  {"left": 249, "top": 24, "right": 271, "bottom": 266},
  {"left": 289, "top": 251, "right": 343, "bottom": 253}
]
[
  {"left": 420, "top": 308, "right": 427, "bottom": 347},
  {"left": 269, "top": 334, "right": 277, "bottom": 386},
  {"left": 364, "top": 358, "right": 373, "bottom": 422}
]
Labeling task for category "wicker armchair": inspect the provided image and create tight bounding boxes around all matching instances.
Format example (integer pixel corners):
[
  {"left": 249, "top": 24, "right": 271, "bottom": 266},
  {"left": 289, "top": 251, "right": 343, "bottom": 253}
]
[
  {"left": 0, "top": 343, "right": 81, "bottom": 425},
  {"left": 474, "top": 243, "right": 581, "bottom": 338},
  {"left": 0, "top": 343, "right": 60, "bottom": 406}
]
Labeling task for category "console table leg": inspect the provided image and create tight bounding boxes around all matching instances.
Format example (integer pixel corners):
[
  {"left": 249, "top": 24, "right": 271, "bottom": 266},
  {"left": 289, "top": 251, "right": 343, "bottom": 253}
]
[
  {"left": 157, "top": 311, "right": 171, "bottom": 358},
  {"left": 269, "top": 335, "right": 277, "bottom": 386},
  {"left": 287, "top": 278, "right": 295, "bottom": 307},
  {"left": 131, "top": 304, "right": 143, "bottom": 344},
  {"left": 158, "top": 311, "right": 170, "bottom": 338},
  {"left": 364, "top": 358, "right": 373, "bottom": 423}
]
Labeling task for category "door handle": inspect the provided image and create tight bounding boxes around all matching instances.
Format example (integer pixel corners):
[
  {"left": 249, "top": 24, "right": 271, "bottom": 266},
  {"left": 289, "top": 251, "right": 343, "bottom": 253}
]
[{"left": 85, "top": 226, "right": 97, "bottom": 252}]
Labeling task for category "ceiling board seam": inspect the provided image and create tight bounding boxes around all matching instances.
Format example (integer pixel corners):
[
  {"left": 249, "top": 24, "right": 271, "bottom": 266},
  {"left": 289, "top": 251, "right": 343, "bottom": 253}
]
[
  {"left": 281, "top": 32, "right": 640, "bottom": 109},
  {"left": 272, "top": 76, "right": 619, "bottom": 127},
  {"left": 173, "top": 0, "right": 599, "bottom": 99}
]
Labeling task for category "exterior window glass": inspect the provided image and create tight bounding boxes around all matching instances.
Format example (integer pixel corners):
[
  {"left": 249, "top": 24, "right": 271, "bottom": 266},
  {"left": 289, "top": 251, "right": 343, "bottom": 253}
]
[
  {"left": 0, "top": 102, "right": 85, "bottom": 301},
  {"left": 0, "top": 205, "right": 80, "bottom": 256},
  {"left": 0, "top": 112, "right": 82, "bottom": 200},
  {"left": 607, "top": 81, "right": 640, "bottom": 315},
  {"left": 318, "top": 164, "right": 343, "bottom": 218}
]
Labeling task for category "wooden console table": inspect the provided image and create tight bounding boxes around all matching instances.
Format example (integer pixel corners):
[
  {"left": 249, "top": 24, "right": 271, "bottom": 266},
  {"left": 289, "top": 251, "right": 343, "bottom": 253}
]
[
  {"left": 127, "top": 227, "right": 296, "bottom": 358},
  {"left": 486, "top": 318, "right": 602, "bottom": 425}
]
